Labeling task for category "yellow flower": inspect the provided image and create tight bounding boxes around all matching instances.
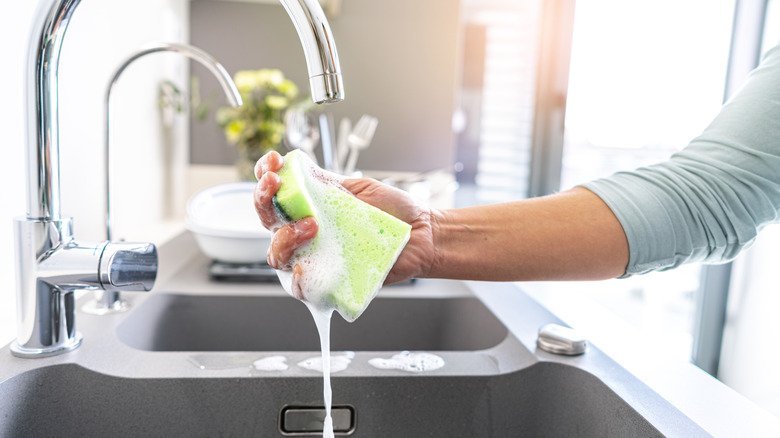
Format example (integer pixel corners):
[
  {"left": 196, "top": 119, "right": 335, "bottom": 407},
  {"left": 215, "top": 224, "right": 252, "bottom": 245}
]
[
  {"left": 233, "top": 70, "right": 260, "bottom": 94},
  {"left": 280, "top": 79, "right": 299, "bottom": 99},
  {"left": 225, "top": 120, "right": 245, "bottom": 144},
  {"left": 217, "top": 68, "right": 300, "bottom": 162},
  {"left": 265, "top": 95, "right": 289, "bottom": 110},
  {"left": 257, "top": 69, "right": 284, "bottom": 88}
]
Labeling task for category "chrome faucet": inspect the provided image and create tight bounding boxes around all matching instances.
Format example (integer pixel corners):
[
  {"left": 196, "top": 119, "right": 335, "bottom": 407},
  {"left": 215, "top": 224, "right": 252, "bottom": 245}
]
[
  {"left": 281, "top": 0, "right": 345, "bottom": 104},
  {"left": 12, "top": 0, "right": 343, "bottom": 358}
]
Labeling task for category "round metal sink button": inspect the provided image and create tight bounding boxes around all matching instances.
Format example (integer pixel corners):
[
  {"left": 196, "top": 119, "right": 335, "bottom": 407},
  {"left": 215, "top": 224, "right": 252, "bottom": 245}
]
[{"left": 537, "top": 323, "right": 588, "bottom": 355}]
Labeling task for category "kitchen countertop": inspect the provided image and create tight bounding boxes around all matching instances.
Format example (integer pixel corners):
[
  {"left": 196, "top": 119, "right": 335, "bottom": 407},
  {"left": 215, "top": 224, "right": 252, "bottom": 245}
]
[{"left": 520, "top": 280, "right": 780, "bottom": 437}]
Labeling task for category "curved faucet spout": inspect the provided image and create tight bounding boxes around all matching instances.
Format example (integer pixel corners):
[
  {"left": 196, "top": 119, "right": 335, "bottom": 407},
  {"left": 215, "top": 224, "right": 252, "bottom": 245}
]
[
  {"left": 280, "top": 0, "right": 345, "bottom": 104},
  {"left": 91, "top": 43, "right": 242, "bottom": 315},
  {"left": 104, "top": 43, "right": 243, "bottom": 242},
  {"left": 25, "top": 0, "right": 82, "bottom": 220}
]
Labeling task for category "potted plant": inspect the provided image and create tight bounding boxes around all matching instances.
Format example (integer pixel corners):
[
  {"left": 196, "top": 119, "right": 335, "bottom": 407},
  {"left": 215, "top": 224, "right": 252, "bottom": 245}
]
[{"left": 216, "top": 69, "right": 300, "bottom": 180}]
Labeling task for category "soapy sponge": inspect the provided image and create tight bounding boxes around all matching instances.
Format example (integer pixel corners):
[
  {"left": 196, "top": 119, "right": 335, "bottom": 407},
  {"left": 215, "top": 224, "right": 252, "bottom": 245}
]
[{"left": 273, "top": 149, "right": 412, "bottom": 322}]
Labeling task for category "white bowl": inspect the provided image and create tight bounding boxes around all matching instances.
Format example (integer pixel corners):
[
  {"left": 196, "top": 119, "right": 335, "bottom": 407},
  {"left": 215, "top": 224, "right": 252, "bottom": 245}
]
[{"left": 186, "top": 182, "right": 272, "bottom": 264}]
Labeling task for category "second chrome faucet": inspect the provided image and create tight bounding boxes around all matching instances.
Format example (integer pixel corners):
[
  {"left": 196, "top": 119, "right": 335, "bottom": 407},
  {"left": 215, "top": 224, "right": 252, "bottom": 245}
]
[{"left": 80, "top": 43, "right": 244, "bottom": 315}]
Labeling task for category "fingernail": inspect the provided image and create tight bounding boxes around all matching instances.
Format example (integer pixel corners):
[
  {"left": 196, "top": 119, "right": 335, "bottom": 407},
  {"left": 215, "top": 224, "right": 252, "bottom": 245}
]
[
  {"left": 254, "top": 160, "right": 263, "bottom": 181},
  {"left": 295, "top": 220, "right": 310, "bottom": 235},
  {"left": 266, "top": 250, "right": 277, "bottom": 269}
]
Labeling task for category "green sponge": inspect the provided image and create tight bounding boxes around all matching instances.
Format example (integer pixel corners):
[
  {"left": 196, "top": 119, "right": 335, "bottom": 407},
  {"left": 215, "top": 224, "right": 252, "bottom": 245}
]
[{"left": 273, "top": 149, "right": 412, "bottom": 321}]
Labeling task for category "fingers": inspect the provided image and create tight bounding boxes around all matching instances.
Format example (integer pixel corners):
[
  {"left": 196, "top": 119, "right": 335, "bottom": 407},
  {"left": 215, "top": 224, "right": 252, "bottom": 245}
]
[
  {"left": 291, "top": 264, "right": 305, "bottom": 300},
  {"left": 254, "top": 171, "right": 282, "bottom": 229},
  {"left": 254, "top": 150, "right": 284, "bottom": 180},
  {"left": 268, "top": 216, "right": 317, "bottom": 302},
  {"left": 253, "top": 151, "right": 285, "bottom": 230},
  {"left": 254, "top": 150, "right": 320, "bottom": 299},
  {"left": 267, "top": 216, "right": 318, "bottom": 270}
]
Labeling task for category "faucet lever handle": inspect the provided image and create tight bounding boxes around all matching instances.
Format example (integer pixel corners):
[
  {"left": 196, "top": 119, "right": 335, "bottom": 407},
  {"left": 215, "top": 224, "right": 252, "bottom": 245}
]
[{"left": 99, "top": 242, "right": 158, "bottom": 292}]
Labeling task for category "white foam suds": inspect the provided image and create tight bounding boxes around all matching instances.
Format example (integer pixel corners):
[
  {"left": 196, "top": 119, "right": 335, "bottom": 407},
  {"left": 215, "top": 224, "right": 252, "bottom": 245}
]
[
  {"left": 368, "top": 351, "right": 445, "bottom": 373},
  {"left": 298, "top": 351, "right": 355, "bottom": 373},
  {"left": 252, "top": 355, "right": 289, "bottom": 371}
]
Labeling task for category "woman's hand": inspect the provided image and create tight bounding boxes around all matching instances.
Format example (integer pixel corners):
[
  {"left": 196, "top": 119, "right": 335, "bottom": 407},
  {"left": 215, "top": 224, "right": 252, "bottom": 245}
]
[
  {"left": 339, "top": 177, "right": 434, "bottom": 285},
  {"left": 253, "top": 151, "right": 435, "bottom": 292}
]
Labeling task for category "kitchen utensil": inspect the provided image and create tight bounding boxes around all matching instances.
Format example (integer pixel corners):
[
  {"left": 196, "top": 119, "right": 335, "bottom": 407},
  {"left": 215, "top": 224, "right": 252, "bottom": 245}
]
[
  {"left": 284, "top": 107, "right": 320, "bottom": 164},
  {"left": 344, "top": 115, "right": 379, "bottom": 174},
  {"left": 336, "top": 117, "right": 352, "bottom": 171},
  {"left": 319, "top": 113, "right": 337, "bottom": 172}
]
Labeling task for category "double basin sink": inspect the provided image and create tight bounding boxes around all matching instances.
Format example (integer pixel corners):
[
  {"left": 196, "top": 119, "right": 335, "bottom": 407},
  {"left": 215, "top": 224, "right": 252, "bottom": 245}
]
[{"left": 0, "top": 232, "right": 711, "bottom": 437}]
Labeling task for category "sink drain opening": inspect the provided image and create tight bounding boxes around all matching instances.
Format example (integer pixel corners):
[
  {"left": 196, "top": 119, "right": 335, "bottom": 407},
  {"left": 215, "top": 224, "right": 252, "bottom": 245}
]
[{"left": 279, "top": 405, "right": 355, "bottom": 435}]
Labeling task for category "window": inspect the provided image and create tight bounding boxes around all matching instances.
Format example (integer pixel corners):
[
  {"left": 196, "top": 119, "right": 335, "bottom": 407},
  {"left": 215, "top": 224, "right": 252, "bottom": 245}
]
[
  {"left": 458, "top": 0, "right": 541, "bottom": 204},
  {"left": 559, "top": 0, "right": 735, "bottom": 362},
  {"left": 459, "top": 0, "right": 736, "bottom": 364}
]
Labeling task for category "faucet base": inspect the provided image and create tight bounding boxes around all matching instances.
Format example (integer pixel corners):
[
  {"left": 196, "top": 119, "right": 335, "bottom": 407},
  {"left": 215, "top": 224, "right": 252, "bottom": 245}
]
[
  {"left": 81, "top": 291, "right": 131, "bottom": 315},
  {"left": 10, "top": 333, "right": 82, "bottom": 358}
]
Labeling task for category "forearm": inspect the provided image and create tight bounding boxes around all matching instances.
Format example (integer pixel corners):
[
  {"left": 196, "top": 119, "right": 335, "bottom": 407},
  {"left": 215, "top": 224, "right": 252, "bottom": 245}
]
[
  {"left": 582, "top": 43, "right": 780, "bottom": 275},
  {"left": 427, "top": 187, "right": 629, "bottom": 281}
]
